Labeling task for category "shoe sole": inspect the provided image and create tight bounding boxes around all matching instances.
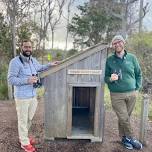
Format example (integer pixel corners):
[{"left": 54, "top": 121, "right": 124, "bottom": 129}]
[
  {"left": 124, "top": 146, "right": 133, "bottom": 150},
  {"left": 130, "top": 140, "right": 143, "bottom": 150},
  {"left": 21, "top": 145, "right": 36, "bottom": 152},
  {"left": 133, "top": 144, "right": 143, "bottom": 150},
  {"left": 122, "top": 142, "right": 133, "bottom": 150}
]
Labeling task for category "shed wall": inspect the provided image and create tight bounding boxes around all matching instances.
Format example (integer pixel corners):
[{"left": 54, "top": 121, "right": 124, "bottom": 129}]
[{"left": 44, "top": 48, "right": 107, "bottom": 138}]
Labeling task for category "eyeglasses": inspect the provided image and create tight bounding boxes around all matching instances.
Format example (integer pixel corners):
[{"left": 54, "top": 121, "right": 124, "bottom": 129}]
[{"left": 112, "top": 40, "right": 124, "bottom": 46}]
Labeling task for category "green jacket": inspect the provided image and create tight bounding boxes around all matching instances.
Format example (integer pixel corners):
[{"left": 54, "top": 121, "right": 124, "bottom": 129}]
[{"left": 104, "top": 50, "right": 142, "bottom": 93}]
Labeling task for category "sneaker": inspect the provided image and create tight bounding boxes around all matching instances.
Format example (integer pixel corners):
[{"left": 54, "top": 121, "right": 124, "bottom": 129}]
[
  {"left": 21, "top": 144, "right": 36, "bottom": 152},
  {"left": 129, "top": 138, "right": 143, "bottom": 150},
  {"left": 121, "top": 136, "right": 133, "bottom": 150}
]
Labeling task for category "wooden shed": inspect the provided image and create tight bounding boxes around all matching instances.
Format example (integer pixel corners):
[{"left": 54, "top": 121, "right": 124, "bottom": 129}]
[{"left": 40, "top": 43, "right": 108, "bottom": 142}]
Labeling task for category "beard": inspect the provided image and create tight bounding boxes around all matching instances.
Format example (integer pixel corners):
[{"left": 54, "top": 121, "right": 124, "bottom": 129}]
[{"left": 22, "top": 50, "right": 32, "bottom": 57}]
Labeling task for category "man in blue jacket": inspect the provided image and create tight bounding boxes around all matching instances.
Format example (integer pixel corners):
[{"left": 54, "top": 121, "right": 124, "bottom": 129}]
[{"left": 8, "top": 39, "right": 59, "bottom": 152}]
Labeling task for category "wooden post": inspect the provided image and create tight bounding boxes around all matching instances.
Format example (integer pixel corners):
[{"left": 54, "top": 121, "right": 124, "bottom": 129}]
[
  {"left": 139, "top": 94, "right": 150, "bottom": 145},
  {"left": 7, "top": 82, "right": 13, "bottom": 100}
]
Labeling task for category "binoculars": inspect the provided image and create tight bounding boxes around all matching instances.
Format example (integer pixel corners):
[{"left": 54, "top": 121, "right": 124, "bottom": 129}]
[
  {"left": 32, "top": 73, "right": 42, "bottom": 88},
  {"left": 114, "top": 69, "right": 122, "bottom": 80}
]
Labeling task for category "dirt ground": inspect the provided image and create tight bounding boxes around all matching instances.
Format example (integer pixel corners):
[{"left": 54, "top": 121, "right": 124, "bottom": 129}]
[{"left": 0, "top": 99, "right": 152, "bottom": 152}]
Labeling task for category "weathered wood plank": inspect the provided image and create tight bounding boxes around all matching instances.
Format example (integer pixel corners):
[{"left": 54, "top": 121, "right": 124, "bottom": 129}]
[
  {"left": 89, "top": 87, "right": 96, "bottom": 130},
  {"left": 44, "top": 69, "right": 67, "bottom": 138},
  {"left": 67, "top": 85, "right": 72, "bottom": 136},
  {"left": 77, "top": 59, "right": 85, "bottom": 83},
  {"left": 99, "top": 48, "right": 107, "bottom": 82},
  {"left": 67, "top": 63, "right": 78, "bottom": 83},
  {"left": 8, "top": 84, "right": 13, "bottom": 100},
  {"left": 91, "top": 52, "right": 101, "bottom": 82},
  {"left": 94, "top": 86, "right": 101, "bottom": 136},
  {"left": 67, "top": 51, "right": 102, "bottom": 84},
  {"left": 99, "top": 84, "right": 105, "bottom": 139},
  {"left": 54, "top": 69, "right": 67, "bottom": 137},
  {"left": 44, "top": 74, "right": 56, "bottom": 137},
  {"left": 139, "top": 94, "right": 150, "bottom": 145}
]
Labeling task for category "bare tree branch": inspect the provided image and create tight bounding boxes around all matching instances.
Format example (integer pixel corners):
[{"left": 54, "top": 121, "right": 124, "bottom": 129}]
[{"left": 127, "top": 2, "right": 149, "bottom": 31}]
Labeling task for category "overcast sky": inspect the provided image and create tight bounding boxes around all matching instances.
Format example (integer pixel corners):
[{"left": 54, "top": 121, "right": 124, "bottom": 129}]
[
  {"left": 143, "top": 0, "right": 152, "bottom": 31},
  {"left": 0, "top": 0, "right": 151, "bottom": 49}
]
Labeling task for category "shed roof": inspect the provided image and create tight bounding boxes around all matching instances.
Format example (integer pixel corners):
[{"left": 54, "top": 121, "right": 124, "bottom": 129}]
[{"left": 40, "top": 43, "right": 108, "bottom": 78}]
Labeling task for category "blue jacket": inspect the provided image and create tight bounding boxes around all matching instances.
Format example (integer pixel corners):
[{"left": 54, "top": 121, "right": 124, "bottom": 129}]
[{"left": 8, "top": 54, "right": 51, "bottom": 99}]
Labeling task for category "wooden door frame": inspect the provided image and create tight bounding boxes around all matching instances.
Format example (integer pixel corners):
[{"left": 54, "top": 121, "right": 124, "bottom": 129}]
[{"left": 67, "top": 83, "right": 101, "bottom": 137}]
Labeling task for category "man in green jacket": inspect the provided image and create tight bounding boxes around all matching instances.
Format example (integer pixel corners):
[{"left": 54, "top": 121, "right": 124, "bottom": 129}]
[{"left": 105, "top": 35, "right": 142, "bottom": 150}]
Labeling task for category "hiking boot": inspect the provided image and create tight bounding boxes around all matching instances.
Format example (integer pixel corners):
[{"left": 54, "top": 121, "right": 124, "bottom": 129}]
[
  {"left": 21, "top": 144, "right": 36, "bottom": 152},
  {"left": 121, "top": 136, "right": 133, "bottom": 150}
]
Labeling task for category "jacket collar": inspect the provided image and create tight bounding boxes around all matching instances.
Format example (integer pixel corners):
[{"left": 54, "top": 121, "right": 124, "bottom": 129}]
[
  {"left": 20, "top": 53, "right": 32, "bottom": 63},
  {"left": 114, "top": 50, "right": 127, "bottom": 59}
]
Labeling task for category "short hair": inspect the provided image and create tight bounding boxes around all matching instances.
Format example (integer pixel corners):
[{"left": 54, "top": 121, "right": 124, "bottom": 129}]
[{"left": 21, "top": 39, "right": 32, "bottom": 46}]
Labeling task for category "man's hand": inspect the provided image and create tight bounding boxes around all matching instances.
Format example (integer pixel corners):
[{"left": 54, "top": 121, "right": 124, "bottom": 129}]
[
  {"left": 110, "top": 73, "right": 119, "bottom": 81},
  {"left": 51, "top": 61, "right": 61, "bottom": 66},
  {"left": 28, "top": 76, "right": 38, "bottom": 84}
]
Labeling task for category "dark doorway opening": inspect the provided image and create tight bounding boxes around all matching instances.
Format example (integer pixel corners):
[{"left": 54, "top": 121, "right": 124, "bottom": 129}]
[{"left": 72, "top": 87, "right": 96, "bottom": 135}]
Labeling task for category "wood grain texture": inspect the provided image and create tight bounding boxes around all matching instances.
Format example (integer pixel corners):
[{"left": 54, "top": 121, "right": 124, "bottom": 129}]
[{"left": 43, "top": 44, "right": 108, "bottom": 141}]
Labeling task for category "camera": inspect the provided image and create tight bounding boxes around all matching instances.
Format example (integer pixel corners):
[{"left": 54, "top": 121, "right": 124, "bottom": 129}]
[
  {"left": 32, "top": 73, "right": 42, "bottom": 88},
  {"left": 114, "top": 69, "right": 122, "bottom": 80}
]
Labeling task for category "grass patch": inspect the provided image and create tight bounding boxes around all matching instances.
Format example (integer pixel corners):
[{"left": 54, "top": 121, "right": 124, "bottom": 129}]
[
  {"left": 104, "top": 85, "right": 152, "bottom": 119},
  {"left": 0, "top": 83, "right": 8, "bottom": 100},
  {"left": 36, "top": 87, "right": 45, "bottom": 99},
  {"left": 104, "top": 85, "right": 112, "bottom": 110}
]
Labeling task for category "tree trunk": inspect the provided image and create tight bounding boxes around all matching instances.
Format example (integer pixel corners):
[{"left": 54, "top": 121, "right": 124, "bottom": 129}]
[
  {"left": 139, "top": 0, "right": 144, "bottom": 33},
  {"left": 65, "top": 7, "right": 71, "bottom": 51},
  {"left": 65, "top": 23, "right": 69, "bottom": 51},
  {"left": 51, "top": 30, "right": 54, "bottom": 49},
  {"left": 11, "top": 21, "right": 17, "bottom": 57},
  {"left": 121, "top": 3, "right": 127, "bottom": 38},
  {"left": 8, "top": 12, "right": 16, "bottom": 100},
  {"left": 41, "top": 38, "right": 45, "bottom": 64}
]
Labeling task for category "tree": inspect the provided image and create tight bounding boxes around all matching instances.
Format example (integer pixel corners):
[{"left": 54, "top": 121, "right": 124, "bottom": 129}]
[
  {"left": 2, "top": 0, "right": 35, "bottom": 57},
  {"left": 66, "top": 48, "right": 78, "bottom": 58},
  {"left": 127, "top": 32, "right": 152, "bottom": 89},
  {"left": 68, "top": 3, "right": 121, "bottom": 49},
  {"left": 64, "top": 0, "right": 75, "bottom": 50},
  {"left": 32, "top": 0, "right": 65, "bottom": 50},
  {"left": 90, "top": 0, "right": 149, "bottom": 37},
  {"left": 17, "top": 22, "right": 32, "bottom": 42},
  {"left": 0, "top": 13, "right": 12, "bottom": 100},
  {"left": 0, "top": 13, "right": 12, "bottom": 60},
  {"left": 49, "top": 0, "right": 65, "bottom": 48}
]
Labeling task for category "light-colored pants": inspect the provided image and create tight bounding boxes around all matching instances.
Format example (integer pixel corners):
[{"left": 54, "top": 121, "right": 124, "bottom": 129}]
[
  {"left": 15, "top": 97, "right": 38, "bottom": 145},
  {"left": 110, "top": 91, "right": 136, "bottom": 138}
]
